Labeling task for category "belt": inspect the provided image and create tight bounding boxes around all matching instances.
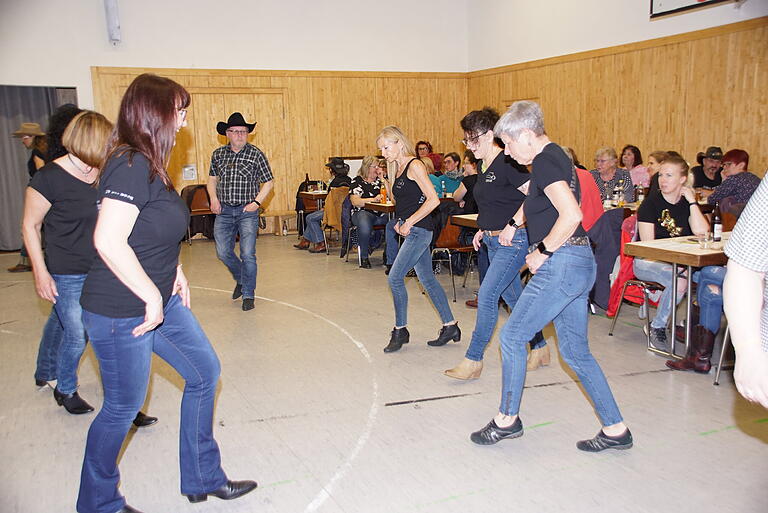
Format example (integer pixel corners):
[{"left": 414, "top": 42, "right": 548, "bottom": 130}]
[
  {"left": 483, "top": 230, "right": 504, "bottom": 237},
  {"left": 562, "top": 235, "right": 591, "bottom": 246},
  {"left": 223, "top": 201, "right": 250, "bottom": 207}
]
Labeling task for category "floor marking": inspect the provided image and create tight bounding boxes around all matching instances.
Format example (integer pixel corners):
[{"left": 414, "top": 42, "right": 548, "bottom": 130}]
[
  {"left": 385, "top": 392, "right": 482, "bottom": 407},
  {"left": 700, "top": 417, "right": 768, "bottom": 436},
  {"left": 192, "top": 286, "right": 379, "bottom": 513},
  {"left": 527, "top": 421, "right": 555, "bottom": 429}
]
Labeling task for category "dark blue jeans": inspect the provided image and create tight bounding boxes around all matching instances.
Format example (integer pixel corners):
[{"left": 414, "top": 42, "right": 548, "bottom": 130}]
[
  {"left": 694, "top": 265, "right": 725, "bottom": 334},
  {"left": 388, "top": 226, "right": 455, "bottom": 327},
  {"left": 465, "top": 231, "right": 544, "bottom": 361},
  {"left": 78, "top": 295, "right": 227, "bottom": 513},
  {"left": 498, "top": 244, "right": 624, "bottom": 426},
  {"left": 352, "top": 210, "right": 388, "bottom": 257},
  {"left": 304, "top": 209, "right": 325, "bottom": 243},
  {"left": 35, "top": 309, "right": 63, "bottom": 383},
  {"left": 51, "top": 274, "right": 88, "bottom": 394},
  {"left": 214, "top": 204, "right": 259, "bottom": 299}
]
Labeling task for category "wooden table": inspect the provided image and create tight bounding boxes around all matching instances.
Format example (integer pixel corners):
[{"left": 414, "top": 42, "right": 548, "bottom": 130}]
[
  {"left": 298, "top": 190, "right": 328, "bottom": 210},
  {"left": 450, "top": 213, "right": 478, "bottom": 229},
  {"left": 625, "top": 233, "right": 729, "bottom": 357},
  {"left": 366, "top": 201, "right": 396, "bottom": 219}
]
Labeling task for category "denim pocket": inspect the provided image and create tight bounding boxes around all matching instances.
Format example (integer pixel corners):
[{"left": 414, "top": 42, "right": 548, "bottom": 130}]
[{"left": 556, "top": 251, "right": 595, "bottom": 298}]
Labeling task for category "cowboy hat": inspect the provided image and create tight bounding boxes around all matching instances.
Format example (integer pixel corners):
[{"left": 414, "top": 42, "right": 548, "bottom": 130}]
[
  {"left": 12, "top": 122, "right": 45, "bottom": 137},
  {"left": 216, "top": 112, "right": 256, "bottom": 136}
]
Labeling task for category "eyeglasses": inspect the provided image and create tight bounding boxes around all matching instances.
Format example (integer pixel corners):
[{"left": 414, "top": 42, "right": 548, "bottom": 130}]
[
  {"left": 595, "top": 158, "right": 615, "bottom": 164},
  {"left": 460, "top": 130, "right": 489, "bottom": 146},
  {"left": 226, "top": 129, "right": 249, "bottom": 135},
  {"left": 417, "top": 147, "right": 428, "bottom": 152}
]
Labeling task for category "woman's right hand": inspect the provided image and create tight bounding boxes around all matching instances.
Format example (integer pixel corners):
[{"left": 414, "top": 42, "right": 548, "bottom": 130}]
[
  {"left": 132, "top": 297, "right": 164, "bottom": 337},
  {"left": 472, "top": 229, "right": 484, "bottom": 250},
  {"left": 33, "top": 269, "right": 58, "bottom": 303}
]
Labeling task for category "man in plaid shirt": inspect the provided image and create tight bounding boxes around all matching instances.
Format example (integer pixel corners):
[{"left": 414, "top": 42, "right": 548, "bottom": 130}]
[{"left": 207, "top": 112, "right": 274, "bottom": 311}]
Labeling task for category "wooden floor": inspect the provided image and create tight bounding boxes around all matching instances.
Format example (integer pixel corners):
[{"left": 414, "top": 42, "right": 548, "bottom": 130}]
[{"left": 1, "top": 235, "right": 766, "bottom": 513}]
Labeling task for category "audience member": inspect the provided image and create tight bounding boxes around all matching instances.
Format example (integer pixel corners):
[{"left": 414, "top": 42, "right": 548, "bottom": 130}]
[
  {"left": 691, "top": 146, "right": 723, "bottom": 192},
  {"left": 377, "top": 126, "right": 458, "bottom": 353},
  {"left": 621, "top": 144, "right": 649, "bottom": 187},
  {"left": 706, "top": 149, "right": 760, "bottom": 209},
  {"left": 589, "top": 147, "right": 634, "bottom": 202},
  {"left": 429, "top": 151, "right": 463, "bottom": 195},
  {"left": 633, "top": 156, "right": 709, "bottom": 352},
  {"left": 646, "top": 150, "right": 668, "bottom": 196},
  {"left": 416, "top": 140, "right": 443, "bottom": 173},
  {"left": 348, "top": 156, "right": 388, "bottom": 269}
]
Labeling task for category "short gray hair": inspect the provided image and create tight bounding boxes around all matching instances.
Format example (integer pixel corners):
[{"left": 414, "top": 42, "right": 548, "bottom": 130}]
[{"left": 494, "top": 100, "right": 546, "bottom": 140}]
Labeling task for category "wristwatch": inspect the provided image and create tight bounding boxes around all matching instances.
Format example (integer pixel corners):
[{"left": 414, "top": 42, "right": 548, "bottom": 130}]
[
  {"left": 537, "top": 241, "right": 553, "bottom": 256},
  {"left": 507, "top": 218, "right": 519, "bottom": 229}
]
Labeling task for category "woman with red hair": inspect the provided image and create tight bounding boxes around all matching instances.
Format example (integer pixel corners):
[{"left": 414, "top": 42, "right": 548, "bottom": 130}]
[{"left": 706, "top": 149, "right": 761, "bottom": 209}]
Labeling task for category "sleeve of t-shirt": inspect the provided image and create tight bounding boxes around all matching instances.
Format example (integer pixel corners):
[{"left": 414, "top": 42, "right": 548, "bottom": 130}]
[
  {"left": 725, "top": 175, "right": 768, "bottom": 273},
  {"left": 101, "top": 154, "right": 152, "bottom": 209},
  {"left": 636, "top": 196, "right": 657, "bottom": 224},
  {"left": 533, "top": 152, "right": 569, "bottom": 191},
  {"left": 28, "top": 167, "right": 54, "bottom": 203}
]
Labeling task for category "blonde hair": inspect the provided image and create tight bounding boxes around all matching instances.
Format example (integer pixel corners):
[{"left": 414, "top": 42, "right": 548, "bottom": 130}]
[
  {"left": 594, "top": 147, "right": 618, "bottom": 161},
  {"left": 62, "top": 111, "right": 113, "bottom": 168},
  {"left": 358, "top": 155, "right": 383, "bottom": 179},
  {"left": 421, "top": 157, "right": 435, "bottom": 174},
  {"left": 376, "top": 125, "right": 416, "bottom": 158}
]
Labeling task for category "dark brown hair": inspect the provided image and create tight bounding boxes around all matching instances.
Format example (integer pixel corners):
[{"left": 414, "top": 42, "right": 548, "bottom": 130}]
[
  {"left": 416, "top": 140, "right": 433, "bottom": 153},
  {"left": 620, "top": 144, "right": 643, "bottom": 167},
  {"left": 103, "top": 74, "right": 190, "bottom": 189}
]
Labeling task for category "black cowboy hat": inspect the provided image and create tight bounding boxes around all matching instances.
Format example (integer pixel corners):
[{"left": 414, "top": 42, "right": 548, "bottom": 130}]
[{"left": 216, "top": 112, "right": 256, "bottom": 136}]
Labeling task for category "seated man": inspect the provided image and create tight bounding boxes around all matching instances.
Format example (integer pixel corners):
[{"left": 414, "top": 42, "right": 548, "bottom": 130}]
[
  {"left": 294, "top": 157, "right": 351, "bottom": 253},
  {"left": 691, "top": 146, "right": 723, "bottom": 195}
]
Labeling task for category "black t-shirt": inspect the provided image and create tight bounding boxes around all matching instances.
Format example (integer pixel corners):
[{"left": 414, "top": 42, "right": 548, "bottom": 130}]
[
  {"left": 524, "top": 143, "right": 587, "bottom": 244},
  {"left": 350, "top": 175, "right": 383, "bottom": 213},
  {"left": 29, "top": 162, "right": 98, "bottom": 275},
  {"left": 637, "top": 191, "right": 692, "bottom": 239},
  {"left": 81, "top": 152, "right": 190, "bottom": 318},
  {"left": 393, "top": 158, "right": 434, "bottom": 230},
  {"left": 461, "top": 174, "right": 478, "bottom": 214},
  {"left": 691, "top": 165, "right": 722, "bottom": 189},
  {"left": 473, "top": 152, "right": 530, "bottom": 231},
  {"left": 648, "top": 173, "right": 660, "bottom": 196},
  {"left": 28, "top": 148, "right": 45, "bottom": 178}
]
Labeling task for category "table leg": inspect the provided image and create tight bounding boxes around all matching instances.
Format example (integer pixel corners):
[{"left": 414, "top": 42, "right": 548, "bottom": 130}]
[
  {"left": 684, "top": 265, "right": 693, "bottom": 355},
  {"left": 670, "top": 262, "right": 678, "bottom": 358}
]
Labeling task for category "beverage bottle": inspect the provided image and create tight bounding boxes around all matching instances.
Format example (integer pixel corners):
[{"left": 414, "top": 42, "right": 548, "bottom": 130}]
[
  {"left": 602, "top": 191, "right": 613, "bottom": 209},
  {"left": 380, "top": 185, "right": 387, "bottom": 203},
  {"left": 712, "top": 202, "right": 723, "bottom": 242},
  {"left": 611, "top": 182, "right": 621, "bottom": 207},
  {"left": 636, "top": 185, "right": 645, "bottom": 203},
  {"left": 441, "top": 181, "right": 447, "bottom": 198}
]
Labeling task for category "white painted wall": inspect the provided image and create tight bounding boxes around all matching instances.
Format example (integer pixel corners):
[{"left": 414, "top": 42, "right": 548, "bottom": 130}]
[
  {"left": 467, "top": 0, "right": 768, "bottom": 71},
  {"left": 0, "top": 0, "right": 469, "bottom": 108},
  {"left": 1, "top": 1, "right": 766, "bottom": 107}
]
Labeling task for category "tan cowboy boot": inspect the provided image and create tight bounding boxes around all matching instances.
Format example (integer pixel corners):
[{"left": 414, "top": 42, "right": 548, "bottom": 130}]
[
  {"left": 444, "top": 358, "right": 483, "bottom": 380},
  {"left": 527, "top": 345, "right": 551, "bottom": 371}
]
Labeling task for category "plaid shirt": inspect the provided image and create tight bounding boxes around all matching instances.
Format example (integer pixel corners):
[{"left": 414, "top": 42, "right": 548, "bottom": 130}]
[
  {"left": 209, "top": 143, "right": 274, "bottom": 205},
  {"left": 725, "top": 175, "right": 768, "bottom": 351}
]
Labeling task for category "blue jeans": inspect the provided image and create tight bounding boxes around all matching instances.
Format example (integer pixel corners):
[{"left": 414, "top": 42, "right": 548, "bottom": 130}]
[
  {"left": 633, "top": 258, "right": 686, "bottom": 329},
  {"left": 694, "top": 265, "right": 725, "bottom": 334},
  {"left": 34, "top": 309, "right": 63, "bottom": 383},
  {"left": 385, "top": 218, "right": 400, "bottom": 266},
  {"left": 304, "top": 209, "right": 325, "bottom": 243},
  {"left": 51, "top": 274, "right": 88, "bottom": 394},
  {"left": 388, "top": 226, "right": 455, "bottom": 327},
  {"left": 214, "top": 204, "right": 259, "bottom": 299},
  {"left": 78, "top": 295, "right": 227, "bottom": 513},
  {"left": 465, "top": 231, "right": 545, "bottom": 361},
  {"left": 498, "top": 244, "right": 624, "bottom": 426},
  {"left": 352, "top": 210, "right": 388, "bottom": 257}
]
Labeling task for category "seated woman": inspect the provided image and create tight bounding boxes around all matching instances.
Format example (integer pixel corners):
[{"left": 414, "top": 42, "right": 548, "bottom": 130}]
[
  {"left": 590, "top": 147, "right": 634, "bottom": 202},
  {"left": 429, "top": 152, "right": 463, "bottom": 195},
  {"left": 350, "top": 156, "right": 388, "bottom": 269},
  {"left": 633, "top": 155, "right": 709, "bottom": 351},
  {"left": 706, "top": 149, "right": 761, "bottom": 210},
  {"left": 417, "top": 140, "right": 443, "bottom": 173},
  {"left": 621, "top": 144, "right": 649, "bottom": 188},
  {"left": 294, "top": 157, "right": 352, "bottom": 253},
  {"left": 452, "top": 150, "right": 479, "bottom": 213},
  {"left": 646, "top": 150, "right": 667, "bottom": 196}
]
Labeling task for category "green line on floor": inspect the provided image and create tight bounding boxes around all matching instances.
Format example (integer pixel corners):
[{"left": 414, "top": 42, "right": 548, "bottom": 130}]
[
  {"left": 754, "top": 417, "right": 768, "bottom": 424},
  {"left": 527, "top": 421, "right": 555, "bottom": 429},
  {"left": 699, "top": 425, "right": 737, "bottom": 436}
]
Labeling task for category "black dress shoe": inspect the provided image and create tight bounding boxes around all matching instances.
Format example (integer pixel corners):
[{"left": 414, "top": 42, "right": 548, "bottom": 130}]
[
  {"left": 383, "top": 327, "right": 410, "bottom": 353},
  {"left": 35, "top": 378, "right": 50, "bottom": 387},
  {"left": 54, "top": 388, "right": 94, "bottom": 414},
  {"left": 427, "top": 323, "right": 461, "bottom": 346},
  {"left": 133, "top": 411, "right": 158, "bottom": 428},
  {"left": 242, "top": 298, "right": 255, "bottom": 311},
  {"left": 360, "top": 258, "right": 371, "bottom": 269},
  {"left": 384, "top": 265, "right": 392, "bottom": 275},
  {"left": 232, "top": 283, "right": 243, "bottom": 300},
  {"left": 576, "top": 429, "right": 633, "bottom": 452},
  {"left": 116, "top": 505, "right": 144, "bottom": 513},
  {"left": 186, "top": 479, "right": 258, "bottom": 503},
  {"left": 470, "top": 417, "right": 524, "bottom": 445}
]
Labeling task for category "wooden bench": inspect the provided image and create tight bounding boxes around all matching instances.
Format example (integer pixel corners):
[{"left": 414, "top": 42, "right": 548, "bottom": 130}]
[{"left": 261, "top": 209, "right": 296, "bottom": 235}]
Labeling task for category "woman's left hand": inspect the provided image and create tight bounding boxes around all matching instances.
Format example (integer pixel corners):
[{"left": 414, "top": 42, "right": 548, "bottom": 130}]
[
  {"left": 396, "top": 220, "right": 412, "bottom": 237},
  {"left": 681, "top": 186, "right": 697, "bottom": 204},
  {"left": 526, "top": 250, "right": 549, "bottom": 274},
  {"left": 173, "top": 265, "right": 191, "bottom": 308},
  {"left": 498, "top": 225, "right": 517, "bottom": 246}
]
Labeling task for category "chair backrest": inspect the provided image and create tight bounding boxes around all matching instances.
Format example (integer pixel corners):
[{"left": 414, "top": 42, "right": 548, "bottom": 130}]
[
  {"left": 322, "top": 186, "right": 350, "bottom": 231},
  {"left": 721, "top": 210, "right": 738, "bottom": 232},
  {"left": 434, "top": 220, "right": 467, "bottom": 250},
  {"left": 190, "top": 186, "right": 212, "bottom": 213}
]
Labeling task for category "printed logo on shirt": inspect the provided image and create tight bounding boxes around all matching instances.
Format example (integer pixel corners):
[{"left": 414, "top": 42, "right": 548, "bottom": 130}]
[
  {"left": 394, "top": 178, "right": 405, "bottom": 190},
  {"left": 484, "top": 172, "right": 496, "bottom": 183},
  {"left": 418, "top": 194, "right": 426, "bottom": 205},
  {"left": 104, "top": 189, "right": 135, "bottom": 201}
]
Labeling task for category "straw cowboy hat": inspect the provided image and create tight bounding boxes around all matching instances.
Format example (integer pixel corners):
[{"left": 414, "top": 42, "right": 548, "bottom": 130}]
[
  {"left": 12, "top": 122, "right": 45, "bottom": 137},
  {"left": 216, "top": 112, "right": 256, "bottom": 136}
]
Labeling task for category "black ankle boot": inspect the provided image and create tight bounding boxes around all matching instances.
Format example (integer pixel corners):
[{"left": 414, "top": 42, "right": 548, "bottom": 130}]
[
  {"left": 54, "top": 388, "right": 94, "bottom": 414},
  {"left": 384, "top": 327, "right": 410, "bottom": 353},
  {"left": 133, "top": 411, "right": 159, "bottom": 428},
  {"left": 186, "top": 479, "right": 258, "bottom": 503},
  {"left": 427, "top": 323, "right": 461, "bottom": 347}
]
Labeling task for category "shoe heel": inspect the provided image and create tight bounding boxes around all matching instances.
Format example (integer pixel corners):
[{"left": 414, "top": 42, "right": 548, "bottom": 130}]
[{"left": 186, "top": 494, "right": 207, "bottom": 503}]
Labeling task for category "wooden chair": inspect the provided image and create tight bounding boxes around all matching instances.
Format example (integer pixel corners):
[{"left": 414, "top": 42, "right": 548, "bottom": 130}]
[
  {"left": 430, "top": 221, "right": 475, "bottom": 302},
  {"left": 181, "top": 185, "right": 214, "bottom": 246},
  {"left": 321, "top": 186, "right": 350, "bottom": 255}
]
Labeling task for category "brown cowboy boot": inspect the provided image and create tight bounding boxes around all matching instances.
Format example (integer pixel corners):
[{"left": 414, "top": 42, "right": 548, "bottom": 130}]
[
  {"left": 666, "top": 325, "right": 703, "bottom": 371},
  {"left": 293, "top": 237, "right": 310, "bottom": 250},
  {"left": 693, "top": 326, "right": 716, "bottom": 374}
]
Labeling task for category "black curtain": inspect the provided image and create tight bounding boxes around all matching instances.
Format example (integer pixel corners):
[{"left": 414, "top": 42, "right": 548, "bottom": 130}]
[{"left": 0, "top": 86, "right": 73, "bottom": 250}]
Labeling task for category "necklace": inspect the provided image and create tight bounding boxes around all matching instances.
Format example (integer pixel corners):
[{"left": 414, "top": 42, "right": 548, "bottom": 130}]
[{"left": 68, "top": 154, "right": 94, "bottom": 176}]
